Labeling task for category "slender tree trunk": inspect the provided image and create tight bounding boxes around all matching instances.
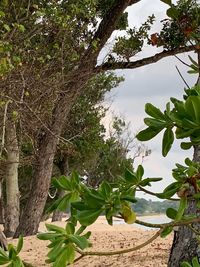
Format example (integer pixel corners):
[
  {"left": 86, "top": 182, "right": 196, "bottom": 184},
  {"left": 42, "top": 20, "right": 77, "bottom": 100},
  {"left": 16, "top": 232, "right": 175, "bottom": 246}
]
[
  {"left": 4, "top": 119, "right": 20, "bottom": 237},
  {"left": 14, "top": 79, "right": 92, "bottom": 237},
  {"left": 0, "top": 181, "right": 4, "bottom": 224}
]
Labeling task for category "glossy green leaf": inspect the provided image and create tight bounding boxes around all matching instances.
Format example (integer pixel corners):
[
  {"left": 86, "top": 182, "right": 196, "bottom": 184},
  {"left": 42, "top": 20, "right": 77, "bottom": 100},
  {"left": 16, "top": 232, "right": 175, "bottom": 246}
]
[
  {"left": 52, "top": 247, "right": 69, "bottom": 267},
  {"left": 192, "top": 257, "right": 200, "bottom": 267},
  {"left": 144, "top": 118, "right": 166, "bottom": 128},
  {"left": 160, "top": 226, "right": 173, "bottom": 238},
  {"left": 145, "top": 103, "right": 166, "bottom": 120},
  {"left": 139, "top": 177, "right": 162, "bottom": 187},
  {"left": 99, "top": 181, "right": 112, "bottom": 199},
  {"left": 136, "top": 126, "right": 163, "bottom": 141},
  {"left": 45, "top": 224, "right": 66, "bottom": 234},
  {"left": 69, "top": 235, "right": 89, "bottom": 250},
  {"left": 181, "top": 142, "right": 193, "bottom": 150},
  {"left": 166, "top": 207, "right": 177, "bottom": 220},
  {"left": 16, "top": 236, "right": 23, "bottom": 254},
  {"left": 162, "top": 127, "right": 174, "bottom": 156},
  {"left": 136, "top": 165, "right": 144, "bottom": 181},
  {"left": 65, "top": 222, "right": 75, "bottom": 235},
  {"left": 77, "top": 209, "right": 102, "bottom": 226},
  {"left": 52, "top": 176, "right": 71, "bottom": 191},
  {"left": 37, "top": 233, "right": 62, "bottom": 240},
  {"left": 175, "top": 197, "right": 187, "bottom": 221},
  {"left": 124, "top": 169, "right": 138, "bottom": 184}
]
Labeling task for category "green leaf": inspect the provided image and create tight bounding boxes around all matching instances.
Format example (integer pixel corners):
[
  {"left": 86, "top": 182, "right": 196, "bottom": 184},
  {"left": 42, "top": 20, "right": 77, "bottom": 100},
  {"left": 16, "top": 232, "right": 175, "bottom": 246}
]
[
  {"left": 162, "top": 127, "right": 174, "bottom": 156},
  {"left": 52, "top": 246, "right": 70, "bottom": 267},
  {"left": 139, "top": 177, "right": 162, "bottom": 187},
  {"left": 136, "top": 126, "right": 163, "bottom": 141},
  {"left": 65, "top": 244, "right": 75, "bottom": 265},
  {"left": 0, "top": 256, "right": 9, "bottom": 264},
  {"left": 160, "top": 226, "right": 173, "bottom": 238},
  {"left": 166, "top": 7, "right": 179, "bottom": 18},
  {"left": 145, "top": 103, "right": 166, "bottom": 120},
  {"left": 65, "top": 222, "right": 75, "bottom": 235},
  {"left": 144, "top": 118, "right": 166, "bottom": 128},
  {"left": 69, "top": 235, "right": 89, "bottom": 250},
  {"left": 16, "top": 236, "right": 23, "bottom": 254},
  {"left": 45, "top": 224, "right": 66, "bottom": 234},
  {"left": 124, "top": 169, "right": 138, "bottom": 184},
  {"left": 166, "top": 208, "right": 177, "bottom": 220},
  {"left": 8, "top": 245, "right": 17, "bottom": 260},
  {"left": 175, "top": 197, "right": 187, "bottom": 221},
  {"left": 47, "top": 241, "right": 64, "bottom": 262},
  {"left": 99, "top": 181, "right": 112, "bottom": 199},
  {"left": 192, "top": 257, "right": 200, "bottom": 267},
  {"left": 136, "top": 165, "right": 144, "bottom": 181},
  {"left": 185, "top": 96, "right": 200, "bottom": 123},
  {"left": 52, "top": 176, "right": 71, "bottom": 191},
  {"left": 180, "top": 262, "right": 192, "bottom": 267},
  {"left": 37, "top": 233, "right": 62, "bottom": 240},
  {"left": 181, "top": 142, "right": 193, "bottom": 150},
  {"left": 77, "top": 209, "right": 102, "bottom": 226},
  {"left": 57, "top": 194, "right": 71, "bottom": 211}
]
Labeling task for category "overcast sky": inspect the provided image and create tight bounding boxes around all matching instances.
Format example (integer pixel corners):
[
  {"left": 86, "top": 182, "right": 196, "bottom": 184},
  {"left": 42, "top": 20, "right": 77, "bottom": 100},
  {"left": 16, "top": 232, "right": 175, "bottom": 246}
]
[{"left": 104, "top": 0, "right": 198, "bottom": 199}]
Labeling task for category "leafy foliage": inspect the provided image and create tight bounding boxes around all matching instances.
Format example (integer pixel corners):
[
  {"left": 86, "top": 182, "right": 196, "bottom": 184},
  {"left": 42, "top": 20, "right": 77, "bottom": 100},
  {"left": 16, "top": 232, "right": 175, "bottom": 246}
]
[
  {"left": 0, "top": 236, "right": 24, "bottom": 266},
  {"left": 37, "top": 222, "right": 91, "bottom": 267}
]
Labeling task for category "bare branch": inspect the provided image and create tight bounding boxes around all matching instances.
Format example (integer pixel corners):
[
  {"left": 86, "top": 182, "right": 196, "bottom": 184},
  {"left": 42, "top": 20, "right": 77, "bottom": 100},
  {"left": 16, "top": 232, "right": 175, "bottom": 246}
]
[{"left": 96, "top": 46, "right": 195, "bottom": 72}]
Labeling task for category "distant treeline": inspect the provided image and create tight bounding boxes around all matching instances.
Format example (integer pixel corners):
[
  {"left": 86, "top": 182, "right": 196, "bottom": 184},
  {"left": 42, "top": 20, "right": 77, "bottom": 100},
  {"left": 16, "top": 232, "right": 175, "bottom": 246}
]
[{"left": 132, "top": 198, "right": 179, "bottom": 215}]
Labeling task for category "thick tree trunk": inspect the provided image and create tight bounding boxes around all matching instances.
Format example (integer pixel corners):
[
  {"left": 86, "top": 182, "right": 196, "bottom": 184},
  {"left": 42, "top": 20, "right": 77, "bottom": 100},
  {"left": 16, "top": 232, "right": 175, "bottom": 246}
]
[
  {"left": 168, "top": 146, "right": 200, "bottom": 266},
  {"left": 4, "top": 120, "right": 20, "bottom": 237}
]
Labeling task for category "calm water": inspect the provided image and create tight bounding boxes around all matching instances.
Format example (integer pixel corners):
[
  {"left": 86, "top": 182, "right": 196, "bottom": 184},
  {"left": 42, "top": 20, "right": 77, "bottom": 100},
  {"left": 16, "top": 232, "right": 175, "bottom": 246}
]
[{"left": 115, "top": 214, "right": 171, "bottom": 230}]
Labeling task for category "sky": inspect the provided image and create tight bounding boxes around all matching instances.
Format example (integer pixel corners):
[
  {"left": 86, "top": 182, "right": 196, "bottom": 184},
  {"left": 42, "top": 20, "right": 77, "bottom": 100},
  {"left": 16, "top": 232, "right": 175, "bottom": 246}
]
[{"left": 104, "top": 0, "right": 198, "bottom": 199}]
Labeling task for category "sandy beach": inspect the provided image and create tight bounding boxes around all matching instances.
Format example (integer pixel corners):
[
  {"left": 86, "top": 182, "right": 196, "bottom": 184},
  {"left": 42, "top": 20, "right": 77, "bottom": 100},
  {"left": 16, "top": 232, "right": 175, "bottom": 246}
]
[{"left": 11, "top": 216, "right": 173, "bottom": 267}]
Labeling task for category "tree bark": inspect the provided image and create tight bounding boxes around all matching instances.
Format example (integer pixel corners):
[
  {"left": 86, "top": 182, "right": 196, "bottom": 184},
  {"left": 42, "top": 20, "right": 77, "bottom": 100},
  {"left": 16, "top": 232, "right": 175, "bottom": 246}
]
[
  {"left": 0, "top": 181, "right": 5, "bottom": 224},
  {"left": 4, "top": 119, "right": 20, "bottom": 237}
]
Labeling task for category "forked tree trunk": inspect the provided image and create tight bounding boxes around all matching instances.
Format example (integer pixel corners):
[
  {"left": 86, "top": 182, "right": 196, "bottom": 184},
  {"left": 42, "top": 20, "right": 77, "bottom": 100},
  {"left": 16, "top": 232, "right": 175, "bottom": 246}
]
[
  {"left": 168, "top": 145, "right": 200, "bottom": 266},
  {"left": 4, "top": 119, "right": 20, "bottom": 237}
]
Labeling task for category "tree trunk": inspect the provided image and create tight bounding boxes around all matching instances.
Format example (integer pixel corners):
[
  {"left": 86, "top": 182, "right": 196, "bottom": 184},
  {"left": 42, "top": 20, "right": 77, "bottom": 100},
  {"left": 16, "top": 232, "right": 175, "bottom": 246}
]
[
  {"left": 0, "top": 181, "right": 5, "bottom": 224},
  {"left": 4, "top": 119, "right": 20, "bottom": 237},
  {"left": 168, "top": 147, "right": 200, "bottom": 266}
]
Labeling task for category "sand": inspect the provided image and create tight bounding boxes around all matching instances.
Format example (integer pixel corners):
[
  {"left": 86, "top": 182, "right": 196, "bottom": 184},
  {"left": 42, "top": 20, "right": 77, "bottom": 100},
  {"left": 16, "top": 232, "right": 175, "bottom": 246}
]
[{"left": 12, "top": 216, "right": 173, "bottom": 267}]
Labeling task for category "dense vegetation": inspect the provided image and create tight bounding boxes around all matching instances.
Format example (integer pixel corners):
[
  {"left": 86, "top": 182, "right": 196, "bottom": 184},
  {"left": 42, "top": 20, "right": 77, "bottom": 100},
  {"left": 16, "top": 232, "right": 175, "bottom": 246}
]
[{"left": 0, "top": 0, "right": 199, "bottom": 266}]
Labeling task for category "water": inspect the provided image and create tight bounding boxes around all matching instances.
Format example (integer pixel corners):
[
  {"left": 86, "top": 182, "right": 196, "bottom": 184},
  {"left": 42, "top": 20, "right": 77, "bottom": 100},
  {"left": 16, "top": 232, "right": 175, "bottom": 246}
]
[
  {"left": 114, "top": 214, "right": 171, "bottom": 230},
  {"left": 135, "top": 214, "right": 171, "bottom": 229}
]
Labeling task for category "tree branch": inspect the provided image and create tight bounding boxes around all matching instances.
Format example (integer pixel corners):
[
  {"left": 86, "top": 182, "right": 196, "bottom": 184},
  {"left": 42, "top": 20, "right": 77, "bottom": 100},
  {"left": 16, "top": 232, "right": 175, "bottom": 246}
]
[
  {"left": 76, "top": 230, "right": 161, "bottom": 256},
  {"left": 96, "top": 45, "right": 195, "bottom": 72}
]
